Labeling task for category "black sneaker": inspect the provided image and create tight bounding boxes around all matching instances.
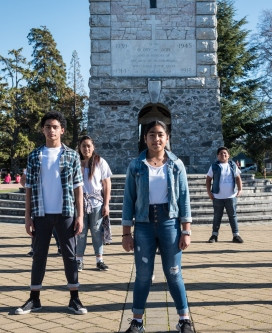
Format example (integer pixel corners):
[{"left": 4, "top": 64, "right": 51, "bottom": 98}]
[
  {"left": 208, "top": 235, "right": 218, "bottom": 243},
  {"left": 68, "top": 297, "right": 87, "bottom": 315},
  {"left": 15, "top": 298, "right": 42, "bottom": 315},
  {"left": 233, "top": 235, "right": 244, "bottom": 243},
  {"left": 26, "top": 249, "right": 33, "bottom": 257},
  {"left": 125, "top": 319, "right": 145, "bottom": 333},
  {"left": 96, "top": 261, "right": 109, "bottom": 271},
  {"left": 77, "top": 260, "right": 84, "bottom": 272},
  {"left": 176, "top": 319, "right": 193, "bottom": 333}
]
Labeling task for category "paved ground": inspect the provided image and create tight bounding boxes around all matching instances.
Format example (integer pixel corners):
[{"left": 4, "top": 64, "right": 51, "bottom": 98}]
[
  {"left": 0, "top": 183, "right": 21, "bottom": 191},
  {"left": 0, "top": 221, "right": 271, "bottom": 333}
]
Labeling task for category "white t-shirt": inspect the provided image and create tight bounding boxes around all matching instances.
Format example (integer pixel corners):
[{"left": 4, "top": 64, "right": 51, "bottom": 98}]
[
  {"left": 144, "top": 160, "right": 168, "bottom": 205},
  {"left": 41, "top": 146, "right": 63, "bottom": 214},
  {"left": 207, "top": 162, "right": 241, "bottom": 199},
  {"left": 83, "top": 158, "right": 112, "bottom": 208}
]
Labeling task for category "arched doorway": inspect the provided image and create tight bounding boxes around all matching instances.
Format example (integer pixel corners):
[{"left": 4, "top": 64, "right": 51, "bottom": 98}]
[{"left": 138, "top": 103, "right": 171, "bottom": 152}]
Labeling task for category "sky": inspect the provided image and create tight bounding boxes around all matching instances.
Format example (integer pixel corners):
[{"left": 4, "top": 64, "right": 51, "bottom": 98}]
[{"left": 0, "top": 0, "right": 271, "bottom": 93}]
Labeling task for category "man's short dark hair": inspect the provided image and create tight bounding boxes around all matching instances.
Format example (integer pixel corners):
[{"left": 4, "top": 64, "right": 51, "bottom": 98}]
[
  {"left": 41, "top": 111, "right": 67, "bottom": 129},
  {"left": 217, "top": 146, "right": 230, "bottom": 155}
]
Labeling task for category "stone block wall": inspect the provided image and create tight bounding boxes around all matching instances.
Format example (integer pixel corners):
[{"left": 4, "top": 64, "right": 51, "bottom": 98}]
[{"left": 88, "top": 0, "right": 223, "bottom": 173}]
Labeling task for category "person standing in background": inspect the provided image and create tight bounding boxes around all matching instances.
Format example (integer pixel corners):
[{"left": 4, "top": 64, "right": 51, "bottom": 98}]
[
  {"left": 76, "top": 135, "right": 112, "bottom": 272},
  {"left": 206, "top": 146, "right": 243, "bottom": 243}
]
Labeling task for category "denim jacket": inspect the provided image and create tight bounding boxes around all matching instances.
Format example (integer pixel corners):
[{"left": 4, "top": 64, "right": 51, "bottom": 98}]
[
  {"left": 122, "top": 150, "right": 192, "bottom": 226},
  {"left": 211, "top": 160, "right": 236, "bottom": 194}
]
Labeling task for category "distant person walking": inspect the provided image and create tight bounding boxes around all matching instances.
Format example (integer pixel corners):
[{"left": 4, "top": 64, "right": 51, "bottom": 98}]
[
  {"left": 206, "top": 146, "right": 244, "bottom": 243},
  {"left": 76, "top": 135, "right": 112, "bottom": 272},
  {"left": 15, "top": 111, "right": 87, "bottom": 315},
  {"left": 122, "top": 120, "right": 193, "bottom": 333}
]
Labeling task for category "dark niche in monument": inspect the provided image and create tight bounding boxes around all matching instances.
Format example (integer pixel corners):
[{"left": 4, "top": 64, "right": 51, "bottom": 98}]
[{"left": 150, "top": 0, "right": 157, "bottom": 9}]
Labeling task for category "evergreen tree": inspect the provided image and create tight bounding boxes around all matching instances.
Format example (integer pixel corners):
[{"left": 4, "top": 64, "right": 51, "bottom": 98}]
[
  {"left": 0, "top": 76, "right": 9, "bottom": 166},
  {"left": 217, "top": 0, "right": 264, "bottom": 150},
  {"left": 27, "top": 26, "right": 67, "bottom": 113},
  {"left": 0, "top": 49, "right": 36, "bottom": 173},
  {"left": 245, "top": 117, "right": 272, "bottom": 171}
]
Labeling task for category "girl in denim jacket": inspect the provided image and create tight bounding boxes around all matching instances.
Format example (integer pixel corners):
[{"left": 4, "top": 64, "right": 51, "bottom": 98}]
[{"left": 122, "top": 121, "right": 193, "bottom": 333}]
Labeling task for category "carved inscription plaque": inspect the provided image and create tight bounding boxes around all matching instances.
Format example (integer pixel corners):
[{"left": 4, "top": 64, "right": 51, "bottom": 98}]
[{"left": 112, "top": 40, "right": 196, "bottom": 77}]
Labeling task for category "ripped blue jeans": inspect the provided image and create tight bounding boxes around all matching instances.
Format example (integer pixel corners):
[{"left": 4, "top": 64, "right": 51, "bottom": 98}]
[
  {"left": 76, "top": 205, "right": 103, "bottom": 257},
  {"left": 133, "top": 203, "right": 189, "bottom": 315}
]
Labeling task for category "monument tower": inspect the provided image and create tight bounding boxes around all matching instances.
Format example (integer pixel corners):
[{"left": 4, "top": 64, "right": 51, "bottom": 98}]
[{"left": 88, "top": 0, "right": 223, "bottom": 173}]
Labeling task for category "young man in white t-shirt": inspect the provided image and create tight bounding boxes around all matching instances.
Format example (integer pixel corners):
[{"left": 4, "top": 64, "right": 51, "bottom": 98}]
[
  {"left": 206, "top": 146, "right": 243, "bottom": 243},
  {"left": 15, "top": 111, "right": 87, "bottom": 315}
]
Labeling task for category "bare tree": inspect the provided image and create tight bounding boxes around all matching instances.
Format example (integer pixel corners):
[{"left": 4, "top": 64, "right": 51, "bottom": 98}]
[
  {"left": 66, "top": 50, "right": 88, "bottom": 148},
  {"left": 254, "top": 9, "right": 272, "bottom": 112}
]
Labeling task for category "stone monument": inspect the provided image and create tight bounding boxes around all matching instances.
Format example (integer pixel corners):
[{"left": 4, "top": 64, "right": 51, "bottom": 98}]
[{"left": 88, "top": 0, "right": 223, "bottom": 173}]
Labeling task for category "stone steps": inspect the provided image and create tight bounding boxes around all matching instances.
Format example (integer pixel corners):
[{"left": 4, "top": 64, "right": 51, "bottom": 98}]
[
  {"left": 109, "top": 206, "right": 272, "bottom": 218},
  {"left": 0, "top": 215, "right": 24, "bottom": 224},
  {"left": 190, "top": 194, "right": 272, "bottom": 202},
  {"left": 0, "top": 174, "right": 272, "bottom": 225},
  {"left": 0, "top": 199, "right": 25, "bottom": 208}
]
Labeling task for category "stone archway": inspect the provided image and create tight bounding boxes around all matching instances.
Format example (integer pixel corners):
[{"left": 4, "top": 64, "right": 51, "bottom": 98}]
[{"left": 138, "top": 103, "right": 171, "bottom": 152}]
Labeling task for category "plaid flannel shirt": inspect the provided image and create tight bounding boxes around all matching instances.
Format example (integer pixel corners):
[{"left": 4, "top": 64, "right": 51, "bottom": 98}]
[{"left": 26, "top": 144, "right": 83, "bottom": 217}]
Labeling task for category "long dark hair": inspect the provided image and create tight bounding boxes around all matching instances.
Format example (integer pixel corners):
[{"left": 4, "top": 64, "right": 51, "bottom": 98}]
[{"left": 78, "top": 135, "right": 100, "bottom": 180}]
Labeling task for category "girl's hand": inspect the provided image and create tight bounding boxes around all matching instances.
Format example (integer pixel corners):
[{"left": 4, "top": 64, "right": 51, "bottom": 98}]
[
  {"left": 102, "top": 204, "right": 110, "bottom": 217},
  {"left": 179, "top": 234, "right": 191, "bottom": 250},
  {"left": 122, "top": 234, "right": 134, "bottom": 252}
]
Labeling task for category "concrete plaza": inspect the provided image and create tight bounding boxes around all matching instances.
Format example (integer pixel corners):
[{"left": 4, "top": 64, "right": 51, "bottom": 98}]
[{"left": 0, "top": 221, "right": 271, "bottom": 333}]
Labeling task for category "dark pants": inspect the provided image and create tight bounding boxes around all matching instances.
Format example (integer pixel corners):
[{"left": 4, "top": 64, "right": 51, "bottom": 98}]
[
  {"left": 31, "top": 214, "right": 79, "bottom": 290},
  {"left": 212, "top": 197, "right": 239, "bottom": 235},
  {"left": 31, "top": 227, "right": 60, "bottom": 249}
]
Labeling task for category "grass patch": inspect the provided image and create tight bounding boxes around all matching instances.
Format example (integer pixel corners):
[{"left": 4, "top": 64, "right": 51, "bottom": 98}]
[{"left": 0, "top": 189, "right": 20, "bottom": 193}]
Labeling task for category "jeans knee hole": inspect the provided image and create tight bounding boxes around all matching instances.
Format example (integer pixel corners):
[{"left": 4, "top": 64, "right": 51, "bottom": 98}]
[{"left": 170, "top": 265, "right": 179, "bottom": 275}]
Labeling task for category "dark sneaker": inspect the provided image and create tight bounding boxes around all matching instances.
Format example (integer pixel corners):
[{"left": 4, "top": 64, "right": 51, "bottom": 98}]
[
  {"left": 125, "top": 319, "right": 145, "bottom": 333},
  {"left": 77, "top": 260, "right": 84, "bottom": 272},
  {"left": 57, "top": 247, "right": 62, "bottom": 255},
  {"left": 208, "top": 235, "right": 218, "bottom": 243},
  {"left": 176, "top": 319, "right": 193, "bottom": 333},
  {"left": 97, "top": 261, "right": 109, "bottom": 271},
  {"left": 68, "top": 297, "right": 87, "bottom": 315},
  {"left": 233, "top": 235, "right": 244, "bottom": 243},
  {"left": 26, "top": 249, "right": 33, "bottom": 257},
  {"left": 15, "top": 298, "right": 42, "bottom": 315}
]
